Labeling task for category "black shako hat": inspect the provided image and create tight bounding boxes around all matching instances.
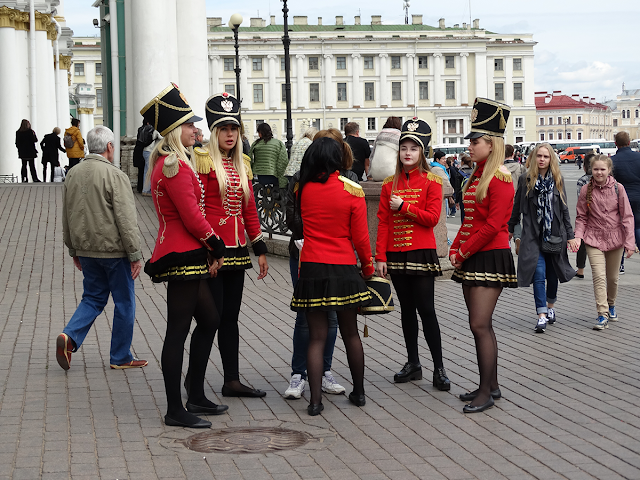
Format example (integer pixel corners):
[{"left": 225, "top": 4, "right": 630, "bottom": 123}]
[
  {"left": 140, "top": 83, "right": 202, "bottom": 137},
  {"left": 206, "top": 92, "right": 241, "bottom": 131},
  {"left": 399, "top": 117, "right": 432, "bottom": 150},
  {"left": 465, "top": 97, "right": 511, "bottom": 139}
]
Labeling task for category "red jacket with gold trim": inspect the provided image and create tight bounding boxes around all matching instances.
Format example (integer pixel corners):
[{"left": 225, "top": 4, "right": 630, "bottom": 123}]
[
  {"left": 449, "top": 160, "right": 513, "bottom": 262},
  {"left": 297, "top": 172, "right": 374, "bottom": 276},
  {"left": 147, "top": 154, "right": 225, "bottom": 272},
  {"left": 375, "top": 168, "right": 443, "bottom": 262}
]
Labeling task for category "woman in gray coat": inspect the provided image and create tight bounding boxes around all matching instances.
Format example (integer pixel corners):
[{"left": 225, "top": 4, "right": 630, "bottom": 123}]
[{"left": 508, "top": 143, "right": 579, "bottom": 333}]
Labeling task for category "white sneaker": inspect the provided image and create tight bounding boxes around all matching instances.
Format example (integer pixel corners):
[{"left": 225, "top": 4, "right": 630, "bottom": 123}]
[
  {"left": 322, "top": 371, "right": 346, "bottom": 394},
  {"left": 284, "top": 374, "right": 306, "bottom": 399}
]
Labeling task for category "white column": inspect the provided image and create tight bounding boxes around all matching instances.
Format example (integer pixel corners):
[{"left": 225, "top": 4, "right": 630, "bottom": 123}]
[
  {"left": 460, "top": 53, "right": 469, "bottom": 105},
  {"left": 505, "top": 55, "right": 513, "bottom": 105},
  {"left": 486, "top": 55, "right": 494, "bottom": 100},
  {"left": 267, "top": 54, "right": 278, "bottom": 109},
  {"left": 296, "top": 54, "right": 306, "bottom": 109},
  {"left": 124, "top": 0, "right": 135, "bottom": 136},
  {"left": 35, "top": 29, "right": 53, "bottom": 136},
  {"left": 239, "top": 55, "right": 249, "bottom": 107},
  {"left": 432, "top": 53, "right": 442, "bottom": 105},
  {"left": 351, "top": 53, "right": 361, "bottom": 107},
  {"left": 209, "top": 55, "right": 220, "bottom": 95},
  {"left": 323, "top": 54, "right": 333, "bottom": 107},
  {"left": 79, "top": 109, "right": 92, "bottom": 139},
  {"left": 176, "top": 0, "right": 208, "bottom": 132},
  {"left": 0, "top": 27, "right": 19, "bottom": 175},
  {"left": 379, "top": 53, "right": 388, "bottom": 106},
  {"left": 524, "top": 55, "right": 535, "bottom": 106},
  {"left": 406, "top": 53, "right": 415, "bottom": 106},
  {"left": 475, "top": 51, "right": 487, "bottom": 98}
]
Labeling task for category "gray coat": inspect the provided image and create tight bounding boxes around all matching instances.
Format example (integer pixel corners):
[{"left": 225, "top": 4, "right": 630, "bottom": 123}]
[{"left": 508, "top": 175, "right": 576, "bottom": 287}]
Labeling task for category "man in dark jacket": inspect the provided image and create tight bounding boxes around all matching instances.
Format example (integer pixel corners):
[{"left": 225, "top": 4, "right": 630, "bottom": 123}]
[
  {"left": 133, "top": 120, "right": 153, "bottom": 192},
  {"left": 40, "top": 127, "right": 66, "bottom": 182},
  {"left": 612, "top": 131, "right": 640, "bottom": 249},
  {"left": 344, "top": 122, "right": 371, "bottom": 181}
]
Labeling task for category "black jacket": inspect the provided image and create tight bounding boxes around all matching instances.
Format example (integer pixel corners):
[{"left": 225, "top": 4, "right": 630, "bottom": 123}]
[
  {"left": 612, "top": 146, "right": 640, "bottom": 204},
  {"left": 40, "top": 133, "right": 66, "bottom": 165},
  {"left": 15, "top": 129, "right": 38, "bottom": 159}
]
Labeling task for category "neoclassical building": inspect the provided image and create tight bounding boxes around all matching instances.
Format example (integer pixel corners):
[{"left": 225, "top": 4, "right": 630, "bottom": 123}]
[
  {"left": 0, "top": 0, "right": 74, "bottom": 176},
  {"left": 69, "top": 36, "right": 102, "bottom": 129},
  {"left": 610, "top": 87, "right": 640, "bottom": 140}
]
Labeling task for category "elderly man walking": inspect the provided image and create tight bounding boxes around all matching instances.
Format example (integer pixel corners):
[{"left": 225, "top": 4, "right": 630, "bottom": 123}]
[{"left": 56, "top": 126, "right": 147, "bottom": 371}]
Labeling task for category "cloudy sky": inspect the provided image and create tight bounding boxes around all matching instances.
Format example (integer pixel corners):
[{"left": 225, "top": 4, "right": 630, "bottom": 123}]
[{"left": 64, "top": 0, "right": 639, "bottom": 102}]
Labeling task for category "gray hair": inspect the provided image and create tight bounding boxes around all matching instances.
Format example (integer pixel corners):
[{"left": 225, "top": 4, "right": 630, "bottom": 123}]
[
  {"left": 303, "top": 127, "right": 318, "bottom": 140},
  {"left": 87, "top": 126, "right": 115, "bottom": 154}
]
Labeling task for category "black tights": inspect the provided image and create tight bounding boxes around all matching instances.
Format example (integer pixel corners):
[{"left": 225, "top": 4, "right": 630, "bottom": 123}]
[
  {"left": 163, "top": 279, "right": 219, "bottom": 422},
  {"left": 307, "top": 309, "right": 364, "bottom": 405},
  {"left": 391, "top": 274, "right": 443, "bottom": 369},
  {"left": 463, "top": 285, "right": 502, "bottom": 406}
]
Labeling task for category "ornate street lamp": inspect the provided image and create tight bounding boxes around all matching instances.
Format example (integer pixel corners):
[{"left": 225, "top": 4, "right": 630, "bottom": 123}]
[
  {"left": 229, "top": 13, "right": 243, "bottom": 104},
  {"left": 563, "top": 116, "right": 570, "bottom": 140},
  {"left": 281, "top": 0, "right": 293, "bottom": 155}
]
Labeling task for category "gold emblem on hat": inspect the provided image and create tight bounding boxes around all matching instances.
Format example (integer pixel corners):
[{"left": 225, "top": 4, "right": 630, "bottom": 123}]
[
  {"left": 471, "top": 108, "right": 478, "bottom": 122},
  {"left": 407, "top": 122, "right": 419, "bottom": 132},
  {"left": 221, "top": 99, "right": 233, "bottom": 112},
  {"left": 179, "top": 92, "right": 189, "bottom": 105}
]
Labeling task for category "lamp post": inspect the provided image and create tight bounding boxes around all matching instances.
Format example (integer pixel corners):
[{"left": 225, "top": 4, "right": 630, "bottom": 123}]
[
  {"left": 229, "top": 13, "right": 243, "bottom": 104},
  {"left": 563, "top": 116, "right": 570, "bottom": 140},
  {"left": 281, "top": 0, "right": 293, "bottom": 156}
]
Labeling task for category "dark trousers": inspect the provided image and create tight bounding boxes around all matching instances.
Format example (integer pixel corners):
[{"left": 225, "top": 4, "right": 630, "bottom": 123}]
[
  {"left": 136, "top": 166, "right": 145, "bottom": 193},
  {"left": 208, "top": 269, "right": 246, "bottom": 383},
  {"left": 21, "top": 159, "right": 39, "bottom": 182},
  {"left": 68, "top": 158, "right": 81, "bottom": 169},
  {"left": 42, "top": 163, "right": 56, "bottom": 182},
  {"left": 576, "top": 241, "right": 588, "bottom": 269}
]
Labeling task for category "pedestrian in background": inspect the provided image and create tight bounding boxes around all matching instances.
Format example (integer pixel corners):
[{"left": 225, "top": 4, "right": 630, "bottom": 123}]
[
  {"left": 368, "top": 116, "right": 401, "bottom": 181},
  {"left": 142, "top": 127, "right": 162, "bottom": 196},
  {"left": 15, "top": 119, "right": 40, "bottom": 183},
  {"left": 64, "top": 118, "right": 84, "bottom": 169},
  {"left": 133, "top": 119, "right": 153, "bottom": 193},
  {"left": 284, "top": 127, "right": 317, "bottom": 180},
  {"left": 344, "top": 122, "right": 371, "bottom": 181},
  {"left": 40, "top": 127, "right": 66, "bottom": 182},
  {"left": 249, "top": 123, "right": 288, "bottom": 188},
  {"left": 574, "top": 155, "right": 636, "bottom": 330},
  {"left": 503, "top": 144, "right": 527, "bottom": 254},
  {"left": 508, "top": 143, "right": 578, "bottom": 334},
  {"left": 575, "top": 153, "right": 595, "bottom": 278}
]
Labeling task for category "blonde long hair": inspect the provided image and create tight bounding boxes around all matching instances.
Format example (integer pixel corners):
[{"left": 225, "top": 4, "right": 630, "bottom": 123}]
[
  {"left": 147, "top": 127, "right": 193, "bottom": 183},
  {"left": 462, "top": 135, "right": 505, "bottom": 202},
  {"left": 392, "top": 139, "right": 431, "bottom": 192},
  {"left": 525, "top": 142, "right": 565, "bottom": 203},
  {"left": 207, "top": 125, "right": 251, "bottom": 205}
]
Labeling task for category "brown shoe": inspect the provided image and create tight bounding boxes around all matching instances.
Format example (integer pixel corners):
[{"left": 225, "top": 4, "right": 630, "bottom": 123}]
[
  {"left": 110, "top": 358, "right": 148, "bottom": 369},
  {"left": 56, "top": 333, "right": 72, "bottom": 371},
  {"left": 515, "top": 238, "right": 521, "bottom": 255}
]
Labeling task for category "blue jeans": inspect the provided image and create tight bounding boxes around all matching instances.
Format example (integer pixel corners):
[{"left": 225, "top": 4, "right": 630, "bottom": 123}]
[
  {"left": 63, "top": 257, "right": 136, "bottom": 365},
  {"left": 142, "top": 150, "right": 151, "bottom": 194},
  {"left": 289, "top": 255, "right": 337, "bottom": 379},
  {"left": 533, "top": 252, "right": 558, "bottom": 315}
]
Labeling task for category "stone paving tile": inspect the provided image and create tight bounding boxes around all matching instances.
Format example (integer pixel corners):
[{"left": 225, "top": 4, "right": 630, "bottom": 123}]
[{"left": 2, "top": 184, "right": 640, "bottom": 479}]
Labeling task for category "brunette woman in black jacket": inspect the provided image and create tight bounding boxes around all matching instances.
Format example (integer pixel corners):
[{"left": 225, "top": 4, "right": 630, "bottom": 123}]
[{"left": 15, "top": 119, "right": 41, "bottom": 183}]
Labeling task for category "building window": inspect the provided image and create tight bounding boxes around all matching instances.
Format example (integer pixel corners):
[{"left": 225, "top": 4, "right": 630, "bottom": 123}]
[
  {"left": 494, "top": 58, "right": 503, "bottom": 71},
  {"left": 540, "top": 118, "right": 544, "bottom": 126},
  {"left": 312, "top": 118, "right": 321, "bottom": 129},
  {"left": 514, "top": 83, "right": 522, "bottom": 100},
  {"left": 340, "top": 118, "right": 348, "bottom": 131},
  {"left": 336, "top": 56, "right": 346, "bottom": 70},
  {"left": 558, "top": 132, "right": 562, "bottom": 140},
  {"left": 495, "top": 83, "right": 504, "bottom": 101},
  {"left": 308, "top": 57, "right": 318, "bottom": 70},
  {"left": 613, "top": 119, "right": 618, "bottom": 127},
  {"left": 281, "top": 84, "right": 286, "bottom": 102},
  {"left": 74, "top": 63, "right": 84, "bottom": 76},
  {"left": 368, "top": 118, "right": 376, "bottom": 130},
  {"left": 310, "top": 83, "right": 319, "bottom": 102},
  {"left": 281, "top": 57, "right": 286, "bottom": 70},
  {"left": 337, "top": 83, "right": 347, "bottom": 101},
  {"left": 419, "top": 81, "right": 428, "bottom": 100},
  {"left": 363, "top": 56, "right": 374, "bottom": 69},
  {"left": 513, "top": 58, "right": 522, "bottom": 71},
  {"left": 256, "top": 119, "right": 265, "bottom": 129},
  {"left": 392, "top": 82, "right": 402, "bottom": 101},
  {"left": 253, "top": 84, "right": 263, "bottom": 103},
  {"left": 567, "top": 132, "right": 572, "bottom": 139},
  {"left": 577, "top": 132, "right": 582, "bottom": 140},
  {"left": 95, "top": 63, "right": 101, "bottom": 76},
  {"left": 549, "top": 132, "right": 554, "bottom": 140},
  {"left": 96, "top": 89, "right": 102, "bottom": 108},
  {"left": 391, "top": 56, "right": 401, "bottom": 69},
  {"left": 548, "top": 117, "right": 553, "bottom": 125},
  {"left": 418, "top": 56, "right": 428, "bottom": 69},
  {"left": 224, "top": 58, "right": 234, "bottom": 71},
  {"left": 445, "top": 55, "right": 454, "bottom": 69},
  {"left": 627, "top": 109, "right": 631, "bottom": 118},
  {"left": 224, "top": 84, "right": 236, "bottom": 97},
  {"left": 447, "top": 120, "right": 457, "bottom": 133},
  {"left": 558, "top": 116, "right": 562, "bottom": 125},
  {"left": 622, "top": 110, "right": 626, "bottom": 119},
  {"left": 636, "top": 109, "right": 639, "bottom": 118},
  {"left": 540, "top": 133, "right": 545, "bottom": 141},
  {"left": 577, "top": 115, "right": 582, "bottom": 124},
  {"left": 515, "top": 117, "right": 523, "bottom": 129},
  {"left": 446, "top": 81, "right": 455, "bottom": 99},
  {"left": 365, "top": 82, "right": 374, "bottom": 101},
  {"left": 252, "top": 58, "right": 263, "bottom": 71}
]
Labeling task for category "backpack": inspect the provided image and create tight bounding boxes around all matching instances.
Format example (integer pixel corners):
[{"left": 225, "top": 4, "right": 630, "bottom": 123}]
[{"left": 63, "top": 133, "right": 74, "bottom": 149}]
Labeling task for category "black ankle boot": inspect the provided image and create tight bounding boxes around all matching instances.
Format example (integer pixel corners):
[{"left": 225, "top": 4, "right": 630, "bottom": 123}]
[
  {"left": 432, "top": 367, "right": 451, "bottom": 391},
  {"left": 393, "top": 362, "right": 422, "bottom": 383}
]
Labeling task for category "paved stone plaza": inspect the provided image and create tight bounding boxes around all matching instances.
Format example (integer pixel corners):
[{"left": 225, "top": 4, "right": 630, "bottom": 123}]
[{"left": 1, "top": 182, "right": 640, "bottom": 480}]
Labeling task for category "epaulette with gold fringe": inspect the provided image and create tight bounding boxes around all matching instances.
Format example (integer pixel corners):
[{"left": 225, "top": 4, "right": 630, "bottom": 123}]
[
  {"left": 338, "top": 175, "right": 365, "bottom": 197},
  {"left": 494, "top": 165, "right": 513, "bottom": 183},
  {"left": 427, "top": 172, "right": 443, "bottom": 185},
  {"left": 193, "top": 147, "right": 214, "bottom": 174},
  {"left": 242, "top": 154, "right": 253, "bottom": 180},
  {"left": 162, "top": 153, "right": 180, "bottom": 178},
  {"left": 382, "top": 175, "right": 395, "bottom": 186}
]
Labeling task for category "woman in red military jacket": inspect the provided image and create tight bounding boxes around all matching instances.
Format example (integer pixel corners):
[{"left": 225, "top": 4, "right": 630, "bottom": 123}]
[
  {"left": 142, "top": 84, "right": 226, "bottom": 429},
  {"left": 290, "top": 137, "right": 374, "bottom": 416},
  {"left": 375, "top": 117, "right": 451, "bottom": 391},
  {"left": 189, "top": 92, "right": 269, "bottom": 398},
  {"left": 449, "top": 98, "right": 517, "bottom": 414}
]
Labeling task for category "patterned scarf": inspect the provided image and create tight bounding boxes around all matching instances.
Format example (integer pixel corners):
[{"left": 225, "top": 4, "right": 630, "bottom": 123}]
[{"left": 534, "top": 172, "right": 554, "bottom": 242}]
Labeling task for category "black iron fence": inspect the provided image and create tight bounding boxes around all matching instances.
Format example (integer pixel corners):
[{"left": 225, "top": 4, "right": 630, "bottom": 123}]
[{"left": 253, "top": 182, "right": 290, "bottom": 239}]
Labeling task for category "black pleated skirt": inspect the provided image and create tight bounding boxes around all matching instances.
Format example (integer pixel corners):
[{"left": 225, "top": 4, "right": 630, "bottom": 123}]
[
  {"left": 291, "top": 262, "right": 372, "bottom": 312},
  {"left": 386, "top": 249, "right": 442, "bottom": 277},
  {"left": 219, "top": 246, "right": 253, "bottom": 271},
  {"left": 452, "top": 249, "right": 517, "bottom": 288}
]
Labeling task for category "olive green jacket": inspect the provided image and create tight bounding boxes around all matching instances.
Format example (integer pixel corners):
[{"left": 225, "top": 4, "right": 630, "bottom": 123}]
[{"left": 249, "top": 137, "right": 289, "bottom": 188}]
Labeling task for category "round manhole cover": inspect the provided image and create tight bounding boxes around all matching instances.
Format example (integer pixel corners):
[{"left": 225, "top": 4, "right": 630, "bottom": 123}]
[{"left": 182, "top": 427, "right": 312, "bottom": 454}]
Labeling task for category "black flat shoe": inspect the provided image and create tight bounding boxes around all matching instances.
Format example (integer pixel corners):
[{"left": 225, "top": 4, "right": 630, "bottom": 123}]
[
  {"left": 393, "top": 362, "right": 422, "bottom": 383},
  {"left": 463, "top": 397, "right": 495, "bottom": 414},
  {"left": 459, "top": 388, "right": 502, "bottom": 401},
  {"left": 185, "top": 401, "right": 229, "bottom": 415},
  {"left": 433, "top": 367, "right": 451, "bottom": 391},
  {"left": 164, "top": 414, "right": 212, "bottom": 428},
  {"left": 348, "top": 392, "right": 366, "bottom": 407},
  {"left": 221, "top": 385, "right": 267, "bottom": 398},
  {"left": 307, "top": 403, "right": 324, "bottom": 416}
]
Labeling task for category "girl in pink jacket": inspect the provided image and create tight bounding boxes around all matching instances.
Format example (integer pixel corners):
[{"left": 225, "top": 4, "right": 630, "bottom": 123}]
[{"left": 574, "top": 155, "right": 636, "bottom": 330}]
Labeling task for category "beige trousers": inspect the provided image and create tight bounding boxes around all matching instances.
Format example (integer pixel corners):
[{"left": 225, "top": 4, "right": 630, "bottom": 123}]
[{"left": 586, "top": 245, "right": 624, "bottom": 316}]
